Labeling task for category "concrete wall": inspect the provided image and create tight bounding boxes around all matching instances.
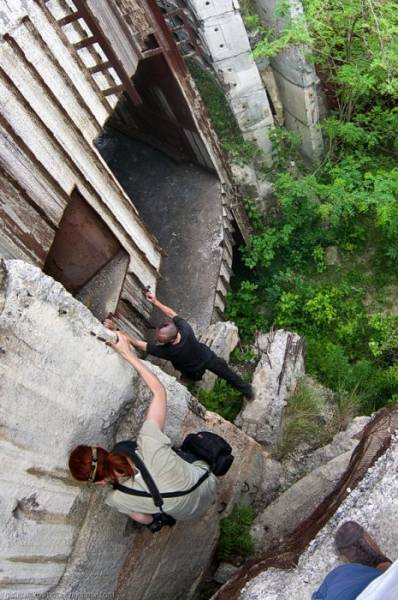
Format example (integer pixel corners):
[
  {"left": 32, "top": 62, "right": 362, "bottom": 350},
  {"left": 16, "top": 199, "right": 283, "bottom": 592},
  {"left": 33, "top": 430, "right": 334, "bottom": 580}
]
[
  {"left": 186, "top": 0, "right": 274, "bottom": 161},
  {"left": 0, "top": 259, "right": 279, "bottom": 599},
  {"left": 254, "top": 0, "right": 324, "bottom": 161}
]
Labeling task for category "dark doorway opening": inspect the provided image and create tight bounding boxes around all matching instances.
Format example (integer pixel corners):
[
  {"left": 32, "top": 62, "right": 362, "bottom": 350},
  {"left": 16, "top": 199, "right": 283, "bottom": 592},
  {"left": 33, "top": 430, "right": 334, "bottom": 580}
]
[
  {"left": 107, "top": 53, "right": 214, "bottom": 169},
  {"left": 43, "top": 190, "right": 129, "bottom": 321}
]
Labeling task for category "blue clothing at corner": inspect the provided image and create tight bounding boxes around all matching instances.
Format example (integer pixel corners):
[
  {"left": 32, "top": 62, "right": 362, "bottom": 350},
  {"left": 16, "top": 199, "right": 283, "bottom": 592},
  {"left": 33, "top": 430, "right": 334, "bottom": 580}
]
[{"left": 312, "top": 564, "right": 382, "bottom": 600}]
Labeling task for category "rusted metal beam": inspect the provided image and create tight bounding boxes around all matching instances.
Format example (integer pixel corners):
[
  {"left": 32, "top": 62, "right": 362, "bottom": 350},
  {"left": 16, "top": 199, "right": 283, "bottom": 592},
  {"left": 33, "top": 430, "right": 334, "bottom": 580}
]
[
  {"left": 72, "top": 0, "right": 143, "bottom": 106},
  {"left": 143, "top": 0, "right": 187, "bottom": 78}
]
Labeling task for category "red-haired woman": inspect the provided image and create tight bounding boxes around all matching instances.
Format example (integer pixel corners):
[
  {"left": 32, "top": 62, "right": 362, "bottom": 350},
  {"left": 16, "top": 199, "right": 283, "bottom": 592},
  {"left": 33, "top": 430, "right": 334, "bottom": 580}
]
[{"left": 69, "top": 332, "right": 217, "bottom": 526}]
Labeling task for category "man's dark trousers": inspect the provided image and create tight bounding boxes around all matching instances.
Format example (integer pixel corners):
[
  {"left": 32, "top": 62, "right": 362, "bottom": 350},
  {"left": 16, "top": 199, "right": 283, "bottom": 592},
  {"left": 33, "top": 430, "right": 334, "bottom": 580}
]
[{"left": 182, "top": 354, "right": 252, "bottom": 396}]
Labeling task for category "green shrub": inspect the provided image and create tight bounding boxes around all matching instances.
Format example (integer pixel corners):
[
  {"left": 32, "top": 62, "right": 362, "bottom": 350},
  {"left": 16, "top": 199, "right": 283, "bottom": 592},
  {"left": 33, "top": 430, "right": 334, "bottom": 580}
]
[
  {"left": 277, "top": 378, "right": 332, "bottom": 457},
  {"left": 198, "top": 379, "right": 243, "bottom": 422},
  {"left": 218, "top": 504, "right": 255, "bottom": 560}
]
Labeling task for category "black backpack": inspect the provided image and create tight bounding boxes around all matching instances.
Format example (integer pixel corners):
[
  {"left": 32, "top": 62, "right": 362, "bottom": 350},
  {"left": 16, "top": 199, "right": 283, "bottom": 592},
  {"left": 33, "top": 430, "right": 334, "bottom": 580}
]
[{"left": 180, "top": 431, "right": 234, "bottom": 476}]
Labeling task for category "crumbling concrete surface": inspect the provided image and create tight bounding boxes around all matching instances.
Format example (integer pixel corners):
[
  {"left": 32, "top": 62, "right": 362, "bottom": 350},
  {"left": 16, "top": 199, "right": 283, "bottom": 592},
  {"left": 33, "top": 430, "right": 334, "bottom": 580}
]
[
  {"left": 240, "top": 435, "right": 398, "bottom": 599},
  {"left": 235, "top": 330, "right": 305, "bottom": 448},
  {"left": 0, "top": 260, "right": 277, "bottom": 600}
]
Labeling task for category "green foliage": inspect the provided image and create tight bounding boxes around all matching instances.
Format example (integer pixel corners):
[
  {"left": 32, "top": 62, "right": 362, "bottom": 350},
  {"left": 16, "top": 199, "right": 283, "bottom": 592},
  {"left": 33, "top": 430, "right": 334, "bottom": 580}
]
[
  {"left": 277, "top": 377, "right": 356, "bottom": 458},
  {"left": 187, "top": 60, "right": 259, "bottom": 163},
  {"left": 225, "top": 281, "right": 268, "bottom": 340},
  {"left": 242, "top": 197, "right": 263, "bottom": 230},
  {"left": 302, "top": 0, "right": 398, "bottom": 117},
  {"left": 198, "top": 379, "right": 243, "bottom": 422},
  {"left": 218, "top": 504, "right": 255, "bottom": 560},
  {"left": 368, "top": 313, "right": 398, "bottom": 358},
  {"left": 231, "top": 344, "right": 258, "bottom": 365},
  {"left": 226, "top": 102, "right": 398, "bottom": 414},
  {"left": 244, "top": 0, "right": 398, "bottom": 120}
]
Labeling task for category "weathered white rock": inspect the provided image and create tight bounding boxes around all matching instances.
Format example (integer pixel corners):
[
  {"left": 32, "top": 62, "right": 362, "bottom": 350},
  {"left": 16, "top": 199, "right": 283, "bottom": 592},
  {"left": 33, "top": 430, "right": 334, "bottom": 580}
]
[
  {"left": 240, "top": 435, "right": 398, "bottom": 599},
  {"left": 325, "top": 245, "right": 340, "bottom": 266},
  {"left": 214, "top": 561, "right": 240, "bottom": 584},
  {"left": 0, "top": 260, "right": 275, "bottom": 600},
  {"left": 251, "top": 450, "right": 355, "bottom": 554},
  {"left": 281, "top": 416, "right": 370, "bottom": 489},
  {"left": 235, "top": 330, "right": 305, "bottom": 448}
]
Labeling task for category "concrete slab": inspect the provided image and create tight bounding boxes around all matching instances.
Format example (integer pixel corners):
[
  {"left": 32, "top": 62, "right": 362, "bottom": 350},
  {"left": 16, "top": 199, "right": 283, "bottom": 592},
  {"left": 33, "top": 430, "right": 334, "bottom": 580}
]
[
  {"left": 273, "top": 70, "right": 320, "bottom": 126},
  {"left": 96, "top": 131, "right": 224, "bottom": 332},
  {"left": 214, "top": 51, "right": 267, "bottom": 100},
  {"left": 188, "top": 0, "right": 237, "bottom": 21},
  {"left": 199, "top": 12, "right": 251, "bottom": 61}
]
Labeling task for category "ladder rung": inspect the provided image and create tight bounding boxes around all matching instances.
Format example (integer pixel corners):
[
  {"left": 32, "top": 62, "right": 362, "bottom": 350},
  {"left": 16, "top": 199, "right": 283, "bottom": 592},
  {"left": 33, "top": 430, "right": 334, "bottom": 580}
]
[
  {"left": 58, "top": 12, "right": 81, "bottom": 26},
  {"left": 171, "top": 25, "right": 185, "bottom": 33},
  {"left": 103, "top": 84, "right": 124, "bottom": 97},
  {"left": 164, "top": 9, "right": 183, "bottom": 18},
  {"left": 73, "top": 36, "right": 97, "bottom": 50},
  {"left": 88, "top": 60, "right": 112, "bottom": 74}
]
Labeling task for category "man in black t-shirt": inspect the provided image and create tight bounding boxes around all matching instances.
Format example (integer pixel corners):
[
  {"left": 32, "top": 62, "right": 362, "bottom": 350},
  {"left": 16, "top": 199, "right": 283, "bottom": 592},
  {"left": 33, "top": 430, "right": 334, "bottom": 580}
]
[{"left": 105, "top": 292, "right": 254, "bottom": 399}]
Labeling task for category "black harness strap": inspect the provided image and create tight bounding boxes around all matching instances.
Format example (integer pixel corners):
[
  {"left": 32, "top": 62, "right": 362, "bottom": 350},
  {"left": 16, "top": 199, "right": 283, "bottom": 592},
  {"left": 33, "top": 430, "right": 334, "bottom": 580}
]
[
  {"left": 115, "top": 469, "right": 210, "bottom": 498},
  {"left": 112, "top": 440, "right": 210, "bottom": 507}
]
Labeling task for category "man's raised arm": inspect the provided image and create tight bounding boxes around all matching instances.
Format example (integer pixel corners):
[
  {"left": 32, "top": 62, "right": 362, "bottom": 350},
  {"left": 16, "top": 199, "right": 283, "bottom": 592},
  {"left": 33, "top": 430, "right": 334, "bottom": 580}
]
[{"left": 146, "top": 292, "right": 177, "bottom": 319}]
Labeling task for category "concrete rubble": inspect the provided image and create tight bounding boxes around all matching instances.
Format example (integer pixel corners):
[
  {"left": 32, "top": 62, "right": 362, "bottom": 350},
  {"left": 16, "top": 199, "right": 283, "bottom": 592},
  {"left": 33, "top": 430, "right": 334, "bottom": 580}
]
[
  {"left": 0, "top": 259, "right": 278, "bottom": 600},
  {"left": 240, "top": 433, "right": 398, "bottom": 599},
  {"left": 235, "top": 329, "right": 305, "bottom": 448}
]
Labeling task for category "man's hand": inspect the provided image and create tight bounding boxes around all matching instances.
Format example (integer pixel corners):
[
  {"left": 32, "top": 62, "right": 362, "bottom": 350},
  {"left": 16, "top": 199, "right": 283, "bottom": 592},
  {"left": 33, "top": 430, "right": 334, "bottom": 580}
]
[
  {"left": 104, "top": 317, "right": 118, "bottom": 332},
  {"left": 146, "top": 291, "right": 157, "bottom": 304},
  {"left": 146, "top": 292, "right": 177, "bottom": 319},
  {"left": 110, "top": 332, "right": 135, "bottom": 360}
]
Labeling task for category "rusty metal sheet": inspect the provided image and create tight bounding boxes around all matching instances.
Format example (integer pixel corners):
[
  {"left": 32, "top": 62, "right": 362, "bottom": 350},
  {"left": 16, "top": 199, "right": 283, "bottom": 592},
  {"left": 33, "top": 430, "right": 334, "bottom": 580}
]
[{"left": 43, "top": 190, "right": 122, "bottom": 293}]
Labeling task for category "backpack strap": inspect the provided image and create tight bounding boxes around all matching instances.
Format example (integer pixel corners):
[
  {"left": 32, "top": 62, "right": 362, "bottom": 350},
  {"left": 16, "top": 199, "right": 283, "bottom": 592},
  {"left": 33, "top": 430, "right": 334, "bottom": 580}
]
[
  {"left": 115, "top": 469, "right": 210, "bottom": 498},
  {"left": 112, "top": 440, "right": 164, "bottom": 510},
  {"left": 112, "top": 440, "right": 211, "bottom": 503}
]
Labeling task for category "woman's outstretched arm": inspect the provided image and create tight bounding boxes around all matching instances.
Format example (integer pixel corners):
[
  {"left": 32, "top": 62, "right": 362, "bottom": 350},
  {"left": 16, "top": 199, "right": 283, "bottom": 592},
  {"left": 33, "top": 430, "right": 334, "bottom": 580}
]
[{"left": 110, "top": 333, "right": 167, "bottom": 431}]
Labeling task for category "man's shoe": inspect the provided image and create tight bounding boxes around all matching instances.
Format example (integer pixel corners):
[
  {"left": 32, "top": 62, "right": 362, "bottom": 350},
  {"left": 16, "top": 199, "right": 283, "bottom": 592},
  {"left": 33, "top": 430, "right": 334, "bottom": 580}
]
[
  {"left": 244, "top": 385, "right": 255, "bottom": 401},
  {"left": 335, "top": 521, "right": 392, "bottom": 568}
]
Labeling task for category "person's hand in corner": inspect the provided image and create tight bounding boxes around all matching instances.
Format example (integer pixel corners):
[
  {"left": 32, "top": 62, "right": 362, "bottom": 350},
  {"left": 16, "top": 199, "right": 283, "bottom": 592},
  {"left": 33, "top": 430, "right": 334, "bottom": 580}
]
[
  {"left": 110, "top": 331, "right": 134, "bottom": 360},
  {"left": 103, "top": 316, "right": 118, "bottom": 331},
  {"left": 146, "top": 291, "right": 157, "bottom": 304}
]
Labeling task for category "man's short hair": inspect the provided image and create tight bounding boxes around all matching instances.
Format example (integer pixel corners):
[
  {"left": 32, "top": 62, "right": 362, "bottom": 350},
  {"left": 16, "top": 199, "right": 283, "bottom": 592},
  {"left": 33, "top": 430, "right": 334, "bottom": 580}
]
[{"left": 156, "top": 322, "right": 178, "bottom": 344}]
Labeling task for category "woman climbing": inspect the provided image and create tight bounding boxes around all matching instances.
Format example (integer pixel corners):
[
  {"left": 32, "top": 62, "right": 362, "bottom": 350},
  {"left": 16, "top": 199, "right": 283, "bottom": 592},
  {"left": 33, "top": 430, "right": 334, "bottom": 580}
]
[{"left": 69, "top": 332, "right": 217, "bottom": 529}]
